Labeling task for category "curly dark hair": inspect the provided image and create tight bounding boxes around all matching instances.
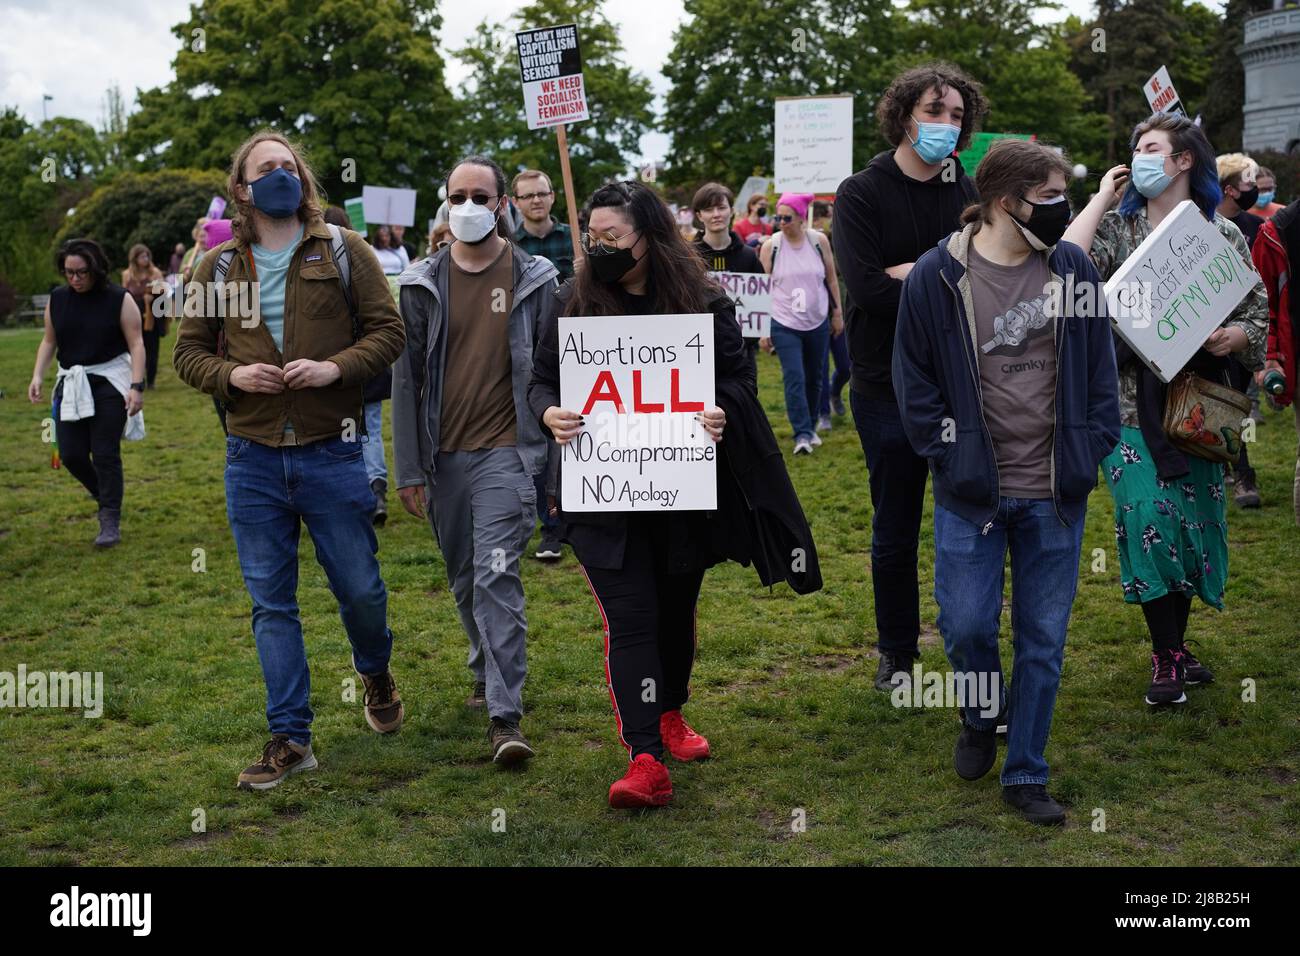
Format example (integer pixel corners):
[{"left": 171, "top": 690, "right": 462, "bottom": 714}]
[
  {"left": 55, "top": 238, "right": 111, "bottom": 289},
  {"left": 875, "top": 63, "right": 988, "bottom": 152}
]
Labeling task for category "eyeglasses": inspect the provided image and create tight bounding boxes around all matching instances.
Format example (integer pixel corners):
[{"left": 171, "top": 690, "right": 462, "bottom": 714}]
[
  {"left": 581, "top": 228, "right": 640, "bottom": 255},
  {"left": 63, "top": 268, "right": 90, "bottom": 279},
  {"left": 772, "top": 215, "right": 795, "bottom": 224},
  {"left": 515, "top": 190, "right": 553, "bottom": 202},
  {"left": 448, "top": 193, "right": 499, "bottom": 206}
]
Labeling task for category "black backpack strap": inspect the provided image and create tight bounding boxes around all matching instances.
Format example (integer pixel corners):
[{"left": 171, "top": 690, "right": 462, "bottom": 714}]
[{"left": 325, "top": 223, "right": 359, "bottom": 343}]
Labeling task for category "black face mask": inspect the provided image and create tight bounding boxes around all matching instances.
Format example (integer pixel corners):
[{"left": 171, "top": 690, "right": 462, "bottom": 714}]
[
  {"left": 588, "top": 245, "right": 640, "bottom": 284},
  {"left": 756, "top": 206, "right": 768, "bottom": 218},
  {"left": 1234, "top": 185, "right": 1259, "bottom": 211},
  {"left": 1009, "top": 195, "right": 1071, "bottom": 252}
]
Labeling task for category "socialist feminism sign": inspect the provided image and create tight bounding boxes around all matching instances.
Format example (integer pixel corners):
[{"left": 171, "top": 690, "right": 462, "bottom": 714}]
[
  {"left": 517, "top": 23, "right": 589, "bottom": 130},
  {"left": 1103, "top": 199, "right": 1258, "bottom": 382},
  {"left": 558, "top": 314, "right": 716, "bottom": 512},
  {"left": 711, "top": 271, "right": 773, "bottom": 338}
]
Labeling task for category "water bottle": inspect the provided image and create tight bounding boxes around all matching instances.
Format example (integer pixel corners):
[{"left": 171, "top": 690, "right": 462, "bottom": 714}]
[{"left": 1263, "top": 369, "right": 1286, "bottom": 396}]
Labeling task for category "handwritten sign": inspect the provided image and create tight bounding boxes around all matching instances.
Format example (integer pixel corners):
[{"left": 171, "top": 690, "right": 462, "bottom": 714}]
[
  {"left": 517, "top": 23, "right": 589, "bottom": 130},
  {"left": 1144, "top": 66, "right": 1184, "bottom": 116},
  {"left": 1103, "top": 200, "right": 1258, "bottom": 382},
  {"left": 362, "top": 186, "right": 417, "bottom": 227},
  {"left": 712, "top": 271, "right": 772, "bottom": 338},
  {"left": 559, "top": 314, "right": 715, "bottom": 511},
  {"left": 774, "top": 95, "right": 853, "bottom": 193}
]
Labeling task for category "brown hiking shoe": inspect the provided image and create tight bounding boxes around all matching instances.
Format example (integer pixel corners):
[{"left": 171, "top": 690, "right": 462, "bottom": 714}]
[
  {"left": 236, "top": 735, "right": 317, "bottom": 791},
  {"left": 357, "top": 667, "right": 403, "bottom": 733},
  {"left": 466, "top": 680, "right": 487, "bottom": 709},
  {"left": 488, "top": 718, "right": 534, "bottom": 766}
]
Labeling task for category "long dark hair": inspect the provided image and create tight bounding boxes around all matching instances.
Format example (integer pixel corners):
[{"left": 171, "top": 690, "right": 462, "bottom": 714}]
[
  {"left": 1117, "top": 113, "right": 1222, "bottom": 222},
  {"left": 565, "top": 181, "right": 718, "bottom": 317}
]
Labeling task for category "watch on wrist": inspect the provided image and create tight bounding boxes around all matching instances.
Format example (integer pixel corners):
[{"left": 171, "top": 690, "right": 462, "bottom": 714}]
[{"left": 130, "top": 381, "right": 145, "bottom": 392}]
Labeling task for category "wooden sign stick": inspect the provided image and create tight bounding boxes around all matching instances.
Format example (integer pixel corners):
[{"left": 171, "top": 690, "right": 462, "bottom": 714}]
[{"left": 555, "top": 123, "right": 582, "bottom": 263}]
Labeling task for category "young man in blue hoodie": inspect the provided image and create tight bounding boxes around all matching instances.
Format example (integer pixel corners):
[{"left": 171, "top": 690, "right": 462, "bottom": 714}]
[{"left": 892, "top": 139, "right": 1120, "bottom": 825}]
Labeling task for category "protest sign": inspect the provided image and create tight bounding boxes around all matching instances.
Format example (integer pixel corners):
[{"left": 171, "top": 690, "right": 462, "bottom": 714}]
[
  {"left": 517, "top": 23, "right": 589, "bottom": 130},
  {"left": 205, "top": 195, "right": 226, "bottom": 220},
  {"left": 559, "top": 314, "right": 716, "bottom": 512},
  {"left": 774, "top": 95, "right": 853, "bottom": 193},
  {"left": 712, "top": 271, "right": 772, "bottom": 338},
  {"left": 1144, "top": 66, "right": 1184, "bottom": 116},
  {"left": 361, "top": 186, "right": 417, "bottom": 227},
  {"left": 345, "top": 197, "right": 368, "bottom": 237},
  {"left": 957, "top": 132, "right": 1035, "bottom": 176},
  {"left": 1103, "top": 199, "right": 1258, "bottom": 382}
]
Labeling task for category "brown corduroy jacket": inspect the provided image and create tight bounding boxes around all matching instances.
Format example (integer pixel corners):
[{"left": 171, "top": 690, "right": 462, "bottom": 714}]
[{"left": 173, "top": 215, "right": 405, "bottom": 446}]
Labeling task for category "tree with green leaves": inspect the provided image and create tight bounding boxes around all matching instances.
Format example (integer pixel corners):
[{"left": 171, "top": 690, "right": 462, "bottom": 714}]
[
  {"left": 123, "top": 0, "right": 456, "bottom": 229},
  {"left": 660, "top": 0, "right": 899, "bottom": 191},
  {"left": 452, "top": 0, "right": 654, "bottom": 217}
]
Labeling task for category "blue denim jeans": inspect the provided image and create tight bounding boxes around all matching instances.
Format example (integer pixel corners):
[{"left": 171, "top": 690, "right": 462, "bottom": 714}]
[
  {"left": 225, "top": 435, "right": 394, "bottom": 744},
  {"left": 934, "top": 497, "right": 1084, "bottom": 787},
  {"left": 362, "top": 400, "right": 387, "bottom": 487},
  {"left": 770, "top": 318, "right": 829, "bottom": 442},
  {"left": 851, "top": 391, "right": 930, "bottom": 658},
  {"left": 818, "top": 328, "right": 851, "bottom": 417}
]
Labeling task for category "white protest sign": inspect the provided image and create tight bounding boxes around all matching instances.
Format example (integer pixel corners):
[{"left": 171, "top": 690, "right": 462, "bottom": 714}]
[
  {"left": 1103, "top": 199, "right": 1258, "bottom": 383},
  {"left": 361, "top": 186, "right": 417, "bottom": 227},
  {"left": 559, "top": 314, "right": 716, "bottom": 512},
  {"left": 712, "top": 271, "right": 772, "bottom": 338},
  {"left": 517, "top": 23, "right": 589, "bottom": 130},
  {"left": 774, "top": 95, "right": 853, "bottom": 193},
  {"left": 1144, "top": 66, "right": 1184, "bottom": 116}
]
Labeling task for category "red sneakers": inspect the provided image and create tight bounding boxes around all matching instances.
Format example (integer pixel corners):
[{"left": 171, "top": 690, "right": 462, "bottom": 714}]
[
  {"left": 608, "top": 753, "right": 673, "bottom": 808},
  {"left": 660, "top": 709, "right": 711, "bottom": 761}
]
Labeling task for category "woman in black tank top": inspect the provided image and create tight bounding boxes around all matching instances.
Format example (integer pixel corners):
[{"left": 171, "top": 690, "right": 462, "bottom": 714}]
[{"left": 28, "top": 238, "right": 145, "bottom": 548}]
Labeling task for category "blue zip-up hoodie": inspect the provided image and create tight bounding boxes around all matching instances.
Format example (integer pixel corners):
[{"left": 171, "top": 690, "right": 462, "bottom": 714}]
[{"left": 892, "top": 223, "right": 1121, "bottom": 530}]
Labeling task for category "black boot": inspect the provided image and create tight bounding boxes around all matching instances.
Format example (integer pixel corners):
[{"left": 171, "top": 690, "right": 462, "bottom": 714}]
[
  {"left": 94, "top": 508, "right": 121, "bottom": 548},
  {"left": 371, "top": 478, "right": 387, "bottom": 527}
]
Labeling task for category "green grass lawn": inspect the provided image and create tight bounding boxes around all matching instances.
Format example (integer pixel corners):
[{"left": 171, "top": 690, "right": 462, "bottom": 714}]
[{"left": 1, "top": 325, "right": 1297, "bottom": 866}]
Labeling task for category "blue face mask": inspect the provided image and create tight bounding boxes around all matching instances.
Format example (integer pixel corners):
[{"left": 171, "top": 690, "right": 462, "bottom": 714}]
[
  {"left": 908, "top": 117, "right": 960, "bottom": 165},
  {"left": 248, "top": 168, "right": 302, "bottom": 219},
  {"left": 1130, "top": 152, "right": 1184, "bottom": 199},
  {"left": 1255, "top": 190, "right": 1275, "bottom": 209}
]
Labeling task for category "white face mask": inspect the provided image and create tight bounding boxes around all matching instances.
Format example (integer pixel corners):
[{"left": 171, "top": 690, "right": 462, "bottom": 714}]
[{"left": 448, "top": 199, "right": 499, "bottom": 243}]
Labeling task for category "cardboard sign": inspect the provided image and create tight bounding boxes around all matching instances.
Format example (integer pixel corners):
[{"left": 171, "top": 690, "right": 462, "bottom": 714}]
[
  {"left": 712, "top": 271, "right": 772, "bottom": 338},
  {"left": 1103, "top": 200, "right": 1258, "bottom": 382},
  {"left": 361, "top": 186, "right": 417, "bottom": 227},
  {"left": 1144, "top": 66, "right": 1184, "bottom": 116},
  {"left": 345, "top": 197, "right": 368, "bottom": 237},
  {"left": 558, "top": 314, "right": 716, "bottom": 512},
  {"left": 774, "top": 95, "right": 853, "bottom": 193},
  {"left": 517, "top": 23, "right": 589, "bottom": 130}
]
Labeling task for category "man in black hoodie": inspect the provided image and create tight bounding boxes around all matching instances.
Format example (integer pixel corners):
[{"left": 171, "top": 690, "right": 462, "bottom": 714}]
[
  {"left": 832, "top": 63, "right": 987, "bottom": 691},
  {"left": 693, "top": 182, "right": 765, "bottom": 382}
]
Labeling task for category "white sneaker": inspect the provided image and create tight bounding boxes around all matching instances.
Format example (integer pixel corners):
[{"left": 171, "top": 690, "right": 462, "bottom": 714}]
[
  {"left": 793, "top": 437, "right": 813, "bottom": 455},
  {"left": 816, "top": 415, "right": 832, "bottom": 433},
  {"left": 809, "top": 431, "right": 823, "bottom": 447}
]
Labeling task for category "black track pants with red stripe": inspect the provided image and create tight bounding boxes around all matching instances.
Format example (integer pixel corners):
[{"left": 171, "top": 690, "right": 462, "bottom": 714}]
[{"left": 581, "top": 528, "right": 705, "bottom": 761}]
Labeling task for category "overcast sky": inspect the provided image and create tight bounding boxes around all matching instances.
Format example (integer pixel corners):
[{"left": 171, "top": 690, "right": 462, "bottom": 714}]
[{"left": 1, "top": 0, "right": 1204, "bottom": 165}]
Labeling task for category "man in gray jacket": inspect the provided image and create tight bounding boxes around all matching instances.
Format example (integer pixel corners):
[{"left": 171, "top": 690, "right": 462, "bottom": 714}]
[{"left": 391, "top": 155, "right": 558, "bottom": 764}]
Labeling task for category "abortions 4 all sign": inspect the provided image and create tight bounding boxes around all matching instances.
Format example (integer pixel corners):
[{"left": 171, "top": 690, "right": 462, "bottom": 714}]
[{"left": 559, "top": 314, "right": 716, "bottom": 512}]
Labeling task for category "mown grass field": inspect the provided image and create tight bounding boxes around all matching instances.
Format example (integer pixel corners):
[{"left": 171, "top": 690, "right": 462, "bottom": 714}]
[{"left": 1, "top": 325, "right": 1297, "bottom": 866}]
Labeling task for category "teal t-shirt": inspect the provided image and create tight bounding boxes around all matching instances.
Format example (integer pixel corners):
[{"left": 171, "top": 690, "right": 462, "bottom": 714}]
[{"left": 252, "top": 223, "right": 304, "bottom": 353}]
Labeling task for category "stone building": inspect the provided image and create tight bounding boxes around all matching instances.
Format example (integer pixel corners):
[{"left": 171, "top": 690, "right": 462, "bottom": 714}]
[{"left": 1239, "top": 3, "right": 1300, "bottom": 155}]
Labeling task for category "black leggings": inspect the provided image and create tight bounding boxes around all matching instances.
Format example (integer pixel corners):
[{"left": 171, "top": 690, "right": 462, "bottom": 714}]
[
  {"left": 1227, "top": 361, "right": 1254, "bottom": 482},
  {"left": 141, "top": 328, "right": 160, "bottom": 387},
  {"left": 581, "top": 522, "right": 705, "bottom": 761},
  {"left": 1141, "top": 592, "right": 1192, "bottom": 652},
  {"left": 55, "top": 375, "right": 126, "bottom": 511}
]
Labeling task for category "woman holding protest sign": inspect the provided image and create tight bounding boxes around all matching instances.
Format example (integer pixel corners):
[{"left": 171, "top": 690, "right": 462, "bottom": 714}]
[
  {"left": 758, "top": 192, "right": 843, "bottom": 456},
  {"left": 528, "top": 180, "right": 819, "bottom": 809},
  {"left": 1064, "top": 112, "right": 1268, "bottom": 707}
]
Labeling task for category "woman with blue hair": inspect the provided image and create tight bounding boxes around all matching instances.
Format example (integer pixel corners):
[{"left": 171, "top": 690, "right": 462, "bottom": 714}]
[{"left": 1065, "top": 112, "right": 1267, "bottom": 708}]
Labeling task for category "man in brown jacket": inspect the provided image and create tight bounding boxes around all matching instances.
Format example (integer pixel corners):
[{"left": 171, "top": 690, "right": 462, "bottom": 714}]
[{"left": 174, "top": 130, "right": 406, "bottom": 791}]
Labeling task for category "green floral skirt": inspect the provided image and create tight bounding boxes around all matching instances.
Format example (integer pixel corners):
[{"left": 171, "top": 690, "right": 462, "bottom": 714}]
[{"left": 1102, "top": 426, "right": 1228, "bottom": 609}]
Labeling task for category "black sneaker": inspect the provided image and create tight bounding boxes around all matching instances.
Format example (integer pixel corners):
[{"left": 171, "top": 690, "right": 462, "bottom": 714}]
[
  {"left": 535, "top": 528, "right": 562, "bottom": 561},
  {"left": 1145, "top": 648, "right": 1187, "bottom": 705},
  {"left": 488, "top": 718, "right": 535, "bottom": 766},
  {"left": 1181, "top": 642, "right": 1215, "bottom": 685},
  {"left": 873, "top": 653, "right": 914, "bottom": 691},
  {"left": 1002, "top": 784, "right": 1066, "bottom": 825},
  {"left": 465, "top": 681, "right": 487, "bottom": 709},
  {"left": 371, "top": 478, "right": 388, "bottom": 527},
  {"left": 954, "top": 723, "right": 997, "bottom": 780}
]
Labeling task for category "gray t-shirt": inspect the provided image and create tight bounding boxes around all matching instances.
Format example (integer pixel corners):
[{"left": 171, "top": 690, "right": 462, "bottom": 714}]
[{"left": 966, "top": 244, "right": 1056, "bottom": 498}]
